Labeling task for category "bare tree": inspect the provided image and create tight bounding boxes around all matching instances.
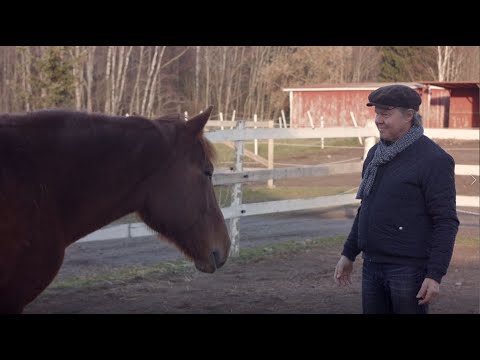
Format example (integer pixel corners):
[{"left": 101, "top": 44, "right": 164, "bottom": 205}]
[
  {"left": 104, "top": 46, "right": 113, "bottom": 113},
  {"left": 70, "top": 46, "right": 85, "bottom": 110},
  {"left": 437, "top": 46, "right": 453, "bottom": 81},
  {"left": 139, "top": 46, "right": 161, "bottom": 116},
  {"left": 204, "top": 46, "right": 210, "bottom": 109},
  {"left": 85, "top": 46, "right": 96, "bottom": 112},
  {"left": 0, "top": 46, "right": 16, "bottom": 112},
  {"left": 145, "top": 46, "right": 166, "bottom": 117},
  {"left": 457, "top": 46, "right": 480, "bottom": 81},
  {"left": 15, "top": 45, "right": 477, "bottom": 120},
  {"left": 18, "top": 47, "right": 33, "bottom": 111},
  {"left": 351, "top": 46, "right": 381, "bottom": 82},
  {"left": 112, "top": 46, "right": 133, "bottom": 115},
  {"left": 194, "top": 46, "right": 200, "bottom": 105},
  {"left": 148, "top": 46, "right": 189, "bottom": 117},
  {"left": 129, "top": 46, "right": 144, "bottom": 115}
]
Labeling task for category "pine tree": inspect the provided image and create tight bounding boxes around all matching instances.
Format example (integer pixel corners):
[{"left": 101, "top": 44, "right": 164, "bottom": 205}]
[
  {"left": 34, "top": 46, "right": 75, "bottom": 108},
  {"left": 378, "top": 46, "right": 436, "bottom": 82}
]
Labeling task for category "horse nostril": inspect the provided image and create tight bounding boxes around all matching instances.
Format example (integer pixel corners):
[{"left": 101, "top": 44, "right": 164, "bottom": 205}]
[
  {"left": 210, "top": 249, "right": 225, "bottom": 269},
  {"left": 213, "top": 249, "right": 219, "bottom": 263}
]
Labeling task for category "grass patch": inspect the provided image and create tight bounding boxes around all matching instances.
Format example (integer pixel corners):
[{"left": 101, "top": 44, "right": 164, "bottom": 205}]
[
  {"left": 245, "top": 140, "right": 320, "bottom": 160},
  {"left": 213, "top": 143, "right": 236, "bottom": 166},
  {"left": 51, "top": 259, "right": 194, "bottom": 289},
  {"left": 236, "top": 235, "right": 345, "bottom": 263},
  {"left": 52, "top": 235, "right": 345, "bottom": 289},
  {"left": 215, "top": 185, "right": 353, "bottom": 207},
  {"left": 51, "top": 234, "right": 478, "bottom": 290},
  {"left": 110, "top": 213, "right": 141, "bottom": 225},
  {"left": 213, "top": 138, "right": 362, "bottom": 166},
  {"left": 243, "top": 185, "right": 352, "bottom": 203},
  {"left": 244, "top": 139, "right": 361, "bottom": 161},
  {"left": 455, "top": 236, "right": 480, "bottom": 248}
]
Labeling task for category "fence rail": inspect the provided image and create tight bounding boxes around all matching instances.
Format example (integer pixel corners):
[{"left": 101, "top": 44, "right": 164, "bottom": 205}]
[
  {"left": 204, "top": 126, "right": 480, "bottom": 142},
  {"left": 80, "top": 124, "right": 479, "bottom": 251},
  {"left": 212, "top": 162, "right": 363, "bottom": 186},
  {"left": 221, "top": 193, "right": 359, "bottom": 220},
  {"left": 455, "top": 165, "right": 479, "bottom": 176}
]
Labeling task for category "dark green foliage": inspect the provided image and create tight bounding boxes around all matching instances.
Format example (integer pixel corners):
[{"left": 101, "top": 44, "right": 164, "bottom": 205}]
[
  {"left": 33, "top": 46, "right": 75, "bottom": 108},
  {"left": 378, "top": 46, "right": 436, "bottom": 82}
]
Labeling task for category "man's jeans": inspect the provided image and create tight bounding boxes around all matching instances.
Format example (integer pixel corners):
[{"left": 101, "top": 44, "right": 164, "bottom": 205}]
[{"left": 362, "top": 260, "right": 429, "bottom": 314}]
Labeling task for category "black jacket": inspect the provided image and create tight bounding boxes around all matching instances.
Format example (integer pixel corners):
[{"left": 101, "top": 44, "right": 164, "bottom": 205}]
[{"left": 342, "top": 135, "right": 459, "bottom": 283}]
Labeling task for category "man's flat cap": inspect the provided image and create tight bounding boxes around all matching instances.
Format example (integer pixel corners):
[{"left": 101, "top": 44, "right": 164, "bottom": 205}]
[{"left": 367, "top": 84, "right": 422, "bottom": 111}]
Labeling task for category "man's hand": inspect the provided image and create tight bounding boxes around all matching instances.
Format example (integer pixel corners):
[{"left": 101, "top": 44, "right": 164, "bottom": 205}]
[
  {"left": 416, "top": 278, "right": 440, "bottom": 305},
  {"left": 334, "top": 255, "right": 354, "bottom": 286}
]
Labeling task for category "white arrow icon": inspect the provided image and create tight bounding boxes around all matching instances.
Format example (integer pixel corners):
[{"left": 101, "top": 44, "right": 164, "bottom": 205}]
[{"left": 471, "top": 175, "right": 477, "bottom": 185}]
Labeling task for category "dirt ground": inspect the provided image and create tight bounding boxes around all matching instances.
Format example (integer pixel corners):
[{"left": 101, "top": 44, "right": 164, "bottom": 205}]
[
  {"left": 25, "top": 229, "right": 479, "bottom": 314},
  {"left": 24, "top": 139, "right": 479, "bottom": 314}
]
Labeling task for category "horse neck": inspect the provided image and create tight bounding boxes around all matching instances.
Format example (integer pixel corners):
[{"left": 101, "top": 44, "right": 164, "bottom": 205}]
[{"left": 53, "top": 116, "right": 176, "bottom": 243}]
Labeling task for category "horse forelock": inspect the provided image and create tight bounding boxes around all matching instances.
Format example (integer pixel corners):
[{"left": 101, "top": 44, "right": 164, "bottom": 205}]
[{"left": 199, "top": 135, "right": 217, "bottom": 164}]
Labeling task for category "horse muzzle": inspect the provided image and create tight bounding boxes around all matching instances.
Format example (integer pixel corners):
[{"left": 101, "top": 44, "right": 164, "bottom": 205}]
[{"left": 194, "top": 249, "right": 227, "bottom": 273}]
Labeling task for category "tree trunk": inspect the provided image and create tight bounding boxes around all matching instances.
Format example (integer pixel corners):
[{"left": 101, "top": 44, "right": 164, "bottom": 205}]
[
  {"left": 140, "top": 46, "right": 160, "bottom": 115},
  {"left": 110, "top": 46, "right": 117, "bottom": 114},
  {"left": 195, "top": 46, "right": 200, "bottom": 105},
  {"left": 104, "top": 46, "right": 113, "bottom": 113},
  {"left": 12, "top": 48, "right": 18, "bottom": 111},
  {"left": 146, "top": 46, "right": 166, "bottom": 118},
  {"left": 352, "top": 46, "right": 381, "bottom": 82},
  {"left": 204, "top": 47, "right": 210, "bottom": 109},
  {"left": 72, "top": 46, "right": 83, "bottom": 110},
  {"left": 18, "top": 47, "right": 32, "bottom": 111},
  {"left": 437, "top": 46, "right": 453, "bottom": 81},
  {"left": 117, "top": 46, "right": 133, "bottom": 115},
  {"left": 86, "top": 46, "right": 96, "bottom": 112},
  {"left": 129, "top": 46, "right": 145, "bottom": 115},
  {"left": 216, "top": 46, "right": 227, "bottom": 113},
  {"left": 145, "top": 46, "right": 188, "bottom": 117}
]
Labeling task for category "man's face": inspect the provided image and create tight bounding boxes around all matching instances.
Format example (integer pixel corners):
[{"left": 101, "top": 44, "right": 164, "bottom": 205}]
[{"left": 374, "top": 106, "right": 413, "bottom": 142}]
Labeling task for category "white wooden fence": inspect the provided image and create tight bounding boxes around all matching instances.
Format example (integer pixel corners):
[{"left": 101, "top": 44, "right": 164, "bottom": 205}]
[
  {"left": 79, "top": 122, "right": 479, "bottom": 258},
  {"left": 206, "top": 124, "right": 479, "bottom": 255}
]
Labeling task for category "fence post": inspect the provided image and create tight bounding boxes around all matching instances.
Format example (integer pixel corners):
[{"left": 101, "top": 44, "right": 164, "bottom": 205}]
[
  {"left": 254, "top": 113, "right": 258, "bottom": 155},
  {"left": 230, "top": 109, "right": 236, "bottom": 129},
  {"left": 228, "top": 119, "right": 245, "bottom": 257},
  {"left": 350, "top": 111, "right": 363, "bottom": 145},
  {"left": 219, "top": 112, "right": 224, "bottom": 130},
  {"left": 281, "top": 109, "right": 287, "bottom": 128},
  {"left": 307, "top": 111, "right": 315, "bottom": 129},
  {"left": 363, "top": 119, "right": 377, "bottom": 160},
  {"left": 320, "top": 116, "right": 325, "bottom": 149},
  {"left": 268, "top": 120, "right": 275, "bottom": 188}
]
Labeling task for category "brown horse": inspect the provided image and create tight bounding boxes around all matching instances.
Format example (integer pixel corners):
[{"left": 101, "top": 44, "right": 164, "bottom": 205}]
[{"left": 0, "top": 106, "right": 230, "bottom": 313}]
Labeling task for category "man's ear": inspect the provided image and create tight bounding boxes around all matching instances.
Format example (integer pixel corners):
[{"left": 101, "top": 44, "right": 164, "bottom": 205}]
[
  {"left": 406, "top": 109, "right": 415, "bottom": 123},
  {"left": 185, "top": 106, "right": 213, "bottom": 137}
]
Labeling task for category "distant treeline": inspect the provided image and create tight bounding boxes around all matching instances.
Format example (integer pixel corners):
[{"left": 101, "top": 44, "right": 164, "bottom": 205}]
[{"left": 0, "top": 46, "right": 478, "bottom": 119}]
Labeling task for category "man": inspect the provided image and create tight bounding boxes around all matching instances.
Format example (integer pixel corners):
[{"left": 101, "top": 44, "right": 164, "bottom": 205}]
[{"left": 334, "top": 84, "right": 459, "bottom": 314}]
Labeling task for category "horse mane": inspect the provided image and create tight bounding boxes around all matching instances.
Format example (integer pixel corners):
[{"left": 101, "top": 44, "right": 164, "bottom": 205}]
[{"left": 0, "top": 109, "right": 217, "bottom": 166}]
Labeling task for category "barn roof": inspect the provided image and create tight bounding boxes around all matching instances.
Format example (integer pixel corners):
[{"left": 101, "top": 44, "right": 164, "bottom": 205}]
[
  {"left": 283, "top": 81, "right": 480, "bottom": 92},
  {"left": 419, "top": 81, "right": 480, "bottom": 89},
  {"left": 283, "top": 82, "right": 425, "bottom": 92}
]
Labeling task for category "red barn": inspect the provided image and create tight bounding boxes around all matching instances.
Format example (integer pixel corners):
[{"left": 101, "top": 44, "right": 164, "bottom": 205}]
[
  {"left": 283, "top": 82, "right": 479, "bottom": 128},
  {"left": 420, "top": 82, "right": 479, "bottom": 128}
]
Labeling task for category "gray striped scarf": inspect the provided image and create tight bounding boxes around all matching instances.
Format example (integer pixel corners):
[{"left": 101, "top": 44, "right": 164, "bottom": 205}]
[{"left": 356, "top": 124, "right": 424, "bottom": 200}]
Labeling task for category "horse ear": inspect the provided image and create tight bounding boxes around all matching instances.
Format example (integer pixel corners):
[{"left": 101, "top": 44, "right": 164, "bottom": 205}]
[{"left": 185, "top": 106, "right": 213, "bottom": 136}]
